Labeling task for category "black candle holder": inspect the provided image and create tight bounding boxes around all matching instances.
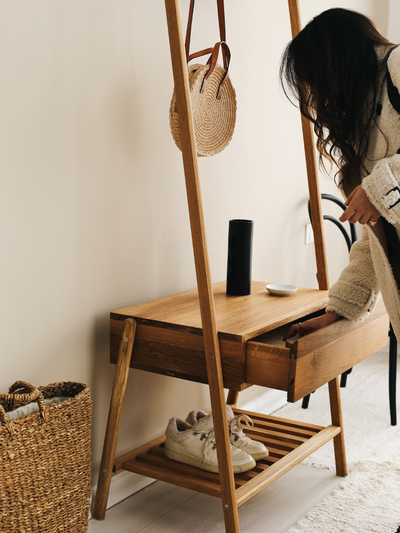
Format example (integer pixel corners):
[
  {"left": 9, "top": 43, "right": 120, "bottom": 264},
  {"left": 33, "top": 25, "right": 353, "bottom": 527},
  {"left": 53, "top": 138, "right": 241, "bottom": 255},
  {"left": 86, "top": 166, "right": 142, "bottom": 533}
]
[{"left": 226, "top": 219, "right": 253, "bottom": 296}]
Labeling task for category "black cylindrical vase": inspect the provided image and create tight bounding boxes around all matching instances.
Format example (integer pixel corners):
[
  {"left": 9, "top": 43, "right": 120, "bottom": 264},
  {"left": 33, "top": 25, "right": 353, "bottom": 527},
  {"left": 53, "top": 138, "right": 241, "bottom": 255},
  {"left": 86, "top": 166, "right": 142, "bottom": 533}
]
[{"left": 226, "top": 219, "right": 253, "bottom": 296}]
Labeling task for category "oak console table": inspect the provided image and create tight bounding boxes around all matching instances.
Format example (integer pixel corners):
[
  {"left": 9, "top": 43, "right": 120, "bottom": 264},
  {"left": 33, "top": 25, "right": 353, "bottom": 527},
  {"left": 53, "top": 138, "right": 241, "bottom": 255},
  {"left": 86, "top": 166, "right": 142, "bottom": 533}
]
[
  {"left": 93, "top": 282, "right": 388, "bottom": 531},
  {"left": 93, "top": 1, "right": 390, "bottom": 531}
]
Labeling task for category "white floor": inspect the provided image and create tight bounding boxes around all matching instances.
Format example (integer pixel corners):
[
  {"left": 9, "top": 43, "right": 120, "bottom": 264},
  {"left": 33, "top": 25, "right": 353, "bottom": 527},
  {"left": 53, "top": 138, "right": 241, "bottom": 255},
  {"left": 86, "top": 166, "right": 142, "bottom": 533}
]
[{"left": 88, "top": 464, "right": 342, "bottom": 533}]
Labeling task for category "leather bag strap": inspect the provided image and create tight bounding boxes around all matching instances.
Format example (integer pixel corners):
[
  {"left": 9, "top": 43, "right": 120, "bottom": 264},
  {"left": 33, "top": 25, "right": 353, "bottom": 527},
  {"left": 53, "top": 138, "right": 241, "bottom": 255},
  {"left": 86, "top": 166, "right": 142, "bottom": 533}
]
[
  {"left": 186, "top": 41, "right": 231, "bottom": 100},
  {"left": 201, "top": 41, "right": 231, "bottom": 98},
  {"left": 185, "top": 0, "right": 227, "bottom": 63}
]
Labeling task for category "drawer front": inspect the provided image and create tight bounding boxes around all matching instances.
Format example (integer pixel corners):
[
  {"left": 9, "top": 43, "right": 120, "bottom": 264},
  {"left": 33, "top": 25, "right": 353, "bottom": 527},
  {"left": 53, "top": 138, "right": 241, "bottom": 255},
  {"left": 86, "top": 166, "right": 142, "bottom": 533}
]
[
  {"left": 287, "top": 298, "right": 388, "bottom": 402},
  {"left": 245, "top": 299, "right": 389, "bottom": 402},
  {"left": 245, "top": 342, "right": 290, "bottom": 391},
  {"left": 110, "top": 319, "right": 246, "bottom": 390}
]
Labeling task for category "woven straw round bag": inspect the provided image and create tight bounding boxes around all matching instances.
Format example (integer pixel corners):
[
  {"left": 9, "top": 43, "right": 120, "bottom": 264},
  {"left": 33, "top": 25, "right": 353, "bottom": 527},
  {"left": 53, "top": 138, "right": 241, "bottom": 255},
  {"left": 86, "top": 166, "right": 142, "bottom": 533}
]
[
  {"left": 169, "top": 48, "right": 236, "bottom": 157},
  {"left": 169, "top": 0, "right": 236, "bottom": 157}
]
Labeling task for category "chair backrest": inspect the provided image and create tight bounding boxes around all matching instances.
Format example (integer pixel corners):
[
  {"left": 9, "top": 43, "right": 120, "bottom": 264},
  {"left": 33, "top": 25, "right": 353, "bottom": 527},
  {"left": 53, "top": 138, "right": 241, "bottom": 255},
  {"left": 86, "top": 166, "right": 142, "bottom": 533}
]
[{"left": 308, "top": 194, "right": 358, "bottom": 252}]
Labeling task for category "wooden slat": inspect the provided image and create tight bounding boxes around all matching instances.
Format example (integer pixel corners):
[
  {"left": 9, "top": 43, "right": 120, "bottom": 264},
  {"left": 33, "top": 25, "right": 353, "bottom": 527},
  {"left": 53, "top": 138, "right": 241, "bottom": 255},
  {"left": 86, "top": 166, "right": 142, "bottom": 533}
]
[
  {"left": 261, "top": 440, "right": 304, "bottom": 454},
  {"left": 244, "top": 421, "right": 320, "bottom": 439},
  {"left": 145, "top": 447, "right": 248, "bottom": 488},
  {"left": 137, "top": 447, "right": 222, "bottom": 485},
  {"left": 245, "top": 426, "right": 319, "bottom": 444},
  {"left": 259, "top": 435, "right": 299, "bottom": 448},
  {"left": 124, "top": 458, "right": 223, "bottom": 498},
  {"left": 254, "top": 457, "right": 282, "bottom": 467},
  {"left": 232, "top": 409, "right": 325, "bottom": 432},
  {"left": 259, "top": 452, "right": 289, "bottom": 463},
  {"left": 246, "top": 428, "right": 306, "bottom": 444},
  {"left": 235, "top": 425, "right": 341, "bottom": 507},
  {"left": 113, "top": 434, "right": 166, "bottom": 473},
  {"left": 243, "top": 427, "right": 308, "bottom": 446},
  {"left": 164, "top": 1, "right": 239, "bottom": 530},
  {"left": 140, "top": 446, "right": 251, "bottom": 489}
]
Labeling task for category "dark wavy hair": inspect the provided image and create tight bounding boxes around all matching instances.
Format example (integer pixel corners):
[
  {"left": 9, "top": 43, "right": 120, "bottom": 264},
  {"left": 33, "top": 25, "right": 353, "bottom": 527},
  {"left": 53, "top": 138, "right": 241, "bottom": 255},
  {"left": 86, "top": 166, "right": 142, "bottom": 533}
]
[{"left": 280, "top": 8, "right": 396, "bottom": 186}]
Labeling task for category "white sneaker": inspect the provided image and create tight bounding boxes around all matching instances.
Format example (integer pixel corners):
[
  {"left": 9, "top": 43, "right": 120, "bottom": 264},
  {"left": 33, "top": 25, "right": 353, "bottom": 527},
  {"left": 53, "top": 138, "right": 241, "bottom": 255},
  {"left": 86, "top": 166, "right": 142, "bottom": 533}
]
[
  {"left": 164, "top": 415, "right": 256, "bottom": 474},
  {"left": 226, "top": 406, "right": 269, "bottom": 461},
  {"left": 186, "top": 406, "right": 269, "bottom": 461}
]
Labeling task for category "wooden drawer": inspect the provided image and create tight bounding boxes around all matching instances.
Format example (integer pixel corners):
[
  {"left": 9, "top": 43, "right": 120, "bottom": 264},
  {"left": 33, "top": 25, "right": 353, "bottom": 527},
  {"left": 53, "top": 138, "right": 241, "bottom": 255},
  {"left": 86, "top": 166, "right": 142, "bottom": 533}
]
[
  {"left": 110, "top": 299, "right": 388, "bottom": 398},
  {"left": 110, "top": 319, "right": 247, "bottom": 390},
  {"left": 246, "top": 299, "right": 389, "bottom": 402}
]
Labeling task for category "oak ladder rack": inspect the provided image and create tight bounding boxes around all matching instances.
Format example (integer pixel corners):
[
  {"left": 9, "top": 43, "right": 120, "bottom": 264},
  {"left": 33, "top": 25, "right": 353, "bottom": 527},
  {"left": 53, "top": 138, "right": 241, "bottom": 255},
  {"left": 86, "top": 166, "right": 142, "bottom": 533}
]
[{"left": 92, "top": 1, "right": 389, "bottom": 531}]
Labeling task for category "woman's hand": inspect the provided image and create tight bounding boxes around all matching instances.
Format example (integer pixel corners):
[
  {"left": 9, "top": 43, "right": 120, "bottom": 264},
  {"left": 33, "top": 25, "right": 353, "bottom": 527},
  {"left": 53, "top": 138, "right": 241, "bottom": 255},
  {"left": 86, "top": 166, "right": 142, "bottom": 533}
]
[
  {"left": 339, "top": 185, "right": 380, "bottom": 225},
  {"left": 283, "top": 312, "right": 342, "bottom": 341}
]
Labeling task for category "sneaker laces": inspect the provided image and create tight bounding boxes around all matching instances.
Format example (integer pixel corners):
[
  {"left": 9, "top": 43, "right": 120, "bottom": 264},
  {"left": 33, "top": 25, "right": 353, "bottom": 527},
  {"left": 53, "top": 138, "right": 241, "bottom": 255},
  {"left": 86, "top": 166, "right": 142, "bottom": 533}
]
[
  {"left": 229, "top": 413, "right": 254, "bottom": 442},
  {"left": 193, "top": 428, "right": 217, "bottom": 463},
  {"left": 194, "top": 427, "right": 238, "bottom": 463}
]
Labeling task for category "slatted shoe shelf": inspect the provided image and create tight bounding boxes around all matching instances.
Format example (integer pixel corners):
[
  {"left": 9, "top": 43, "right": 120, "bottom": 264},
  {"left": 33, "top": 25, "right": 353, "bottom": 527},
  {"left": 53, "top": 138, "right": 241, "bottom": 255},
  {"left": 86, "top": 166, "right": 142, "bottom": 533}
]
[{"left": 113, "top": 410, "right": 337, "bottom": 505}]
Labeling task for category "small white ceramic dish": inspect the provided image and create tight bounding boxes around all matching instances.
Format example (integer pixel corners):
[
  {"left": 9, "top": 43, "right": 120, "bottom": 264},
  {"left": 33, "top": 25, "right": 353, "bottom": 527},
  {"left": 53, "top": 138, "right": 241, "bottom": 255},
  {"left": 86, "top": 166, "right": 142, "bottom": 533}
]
[{"left": 266, "top": 284, "right": 298, "bottom": 296}]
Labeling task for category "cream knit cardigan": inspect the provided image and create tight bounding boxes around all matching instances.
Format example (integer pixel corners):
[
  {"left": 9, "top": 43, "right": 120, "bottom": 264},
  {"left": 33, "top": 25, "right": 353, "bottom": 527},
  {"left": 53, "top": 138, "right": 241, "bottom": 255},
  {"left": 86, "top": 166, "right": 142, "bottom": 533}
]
[{"left": 326, "top": 46, "right": 400, "bottom": 342}]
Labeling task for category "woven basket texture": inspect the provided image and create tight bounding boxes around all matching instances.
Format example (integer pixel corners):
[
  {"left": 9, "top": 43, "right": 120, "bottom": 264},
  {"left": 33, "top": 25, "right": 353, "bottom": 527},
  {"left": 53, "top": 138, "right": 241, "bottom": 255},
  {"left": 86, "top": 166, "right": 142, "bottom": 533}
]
[
  {"left": 169, "top": 63, "right": 236, "bottom": 157},
  {"left": 0, "top": 381, "right": 92, "bottom": 533}
]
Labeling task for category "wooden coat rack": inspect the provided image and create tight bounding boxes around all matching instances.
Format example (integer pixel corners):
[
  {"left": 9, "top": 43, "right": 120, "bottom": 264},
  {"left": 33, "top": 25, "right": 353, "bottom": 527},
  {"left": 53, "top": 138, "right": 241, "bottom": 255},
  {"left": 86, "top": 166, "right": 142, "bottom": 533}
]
[{"left": 92, "top": 1, "right": 389, "bottom": 531}]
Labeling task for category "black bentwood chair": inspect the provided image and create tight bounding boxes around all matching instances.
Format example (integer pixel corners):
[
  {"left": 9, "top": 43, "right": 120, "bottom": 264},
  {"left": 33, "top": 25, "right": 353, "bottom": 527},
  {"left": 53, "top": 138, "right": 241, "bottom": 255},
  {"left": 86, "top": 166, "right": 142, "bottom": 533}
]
[{"left": 303, "top": 193, "right": 397, "bottom": 426}]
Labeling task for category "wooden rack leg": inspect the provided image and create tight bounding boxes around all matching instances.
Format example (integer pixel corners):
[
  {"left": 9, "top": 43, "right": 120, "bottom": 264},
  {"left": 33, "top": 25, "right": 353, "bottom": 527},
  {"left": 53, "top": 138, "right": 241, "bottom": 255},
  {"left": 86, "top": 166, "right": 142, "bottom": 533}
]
[
  {"left": 206, "top": 358, "right": 240, "bottom": 532},
  {"left": 288, "top": 0, "right": 329, "bottom": 290},
  {"left": 93, "top": 318, "right": 137, "bottom": 520},
  {"left": 328, "top": 377, "right": 348, "bottom": 477},
  {"left": 164, "top": 0, "right": 240, "bottom": 530},
  {"left": 226, "top": 389, "right": 239, "bottom": 407}
]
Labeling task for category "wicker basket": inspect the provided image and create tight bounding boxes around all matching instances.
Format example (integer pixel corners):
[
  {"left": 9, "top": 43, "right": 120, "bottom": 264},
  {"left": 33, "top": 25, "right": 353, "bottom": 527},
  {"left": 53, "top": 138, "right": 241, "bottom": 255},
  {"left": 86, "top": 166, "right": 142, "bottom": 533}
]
[{"left": 0, "top": 381, "right": 92, "bottom": 533}]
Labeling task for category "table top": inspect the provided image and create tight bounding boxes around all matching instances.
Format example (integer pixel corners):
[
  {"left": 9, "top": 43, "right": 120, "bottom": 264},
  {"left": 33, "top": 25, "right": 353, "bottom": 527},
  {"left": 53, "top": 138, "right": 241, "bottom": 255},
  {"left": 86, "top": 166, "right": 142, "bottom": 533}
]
[{"left": 112, "top": 282, "right": 329, "bottom": 341}]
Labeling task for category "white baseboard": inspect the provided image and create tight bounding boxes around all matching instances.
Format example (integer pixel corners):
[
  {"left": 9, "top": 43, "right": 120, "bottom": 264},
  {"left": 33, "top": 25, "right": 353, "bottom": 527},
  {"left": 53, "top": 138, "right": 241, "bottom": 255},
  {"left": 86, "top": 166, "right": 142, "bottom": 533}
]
[
  {"left": 89, "top": 388, "right": 288, "bottom": 520},
  {"left": 241, "top": 388, "right": 288, "bottom": 415}
]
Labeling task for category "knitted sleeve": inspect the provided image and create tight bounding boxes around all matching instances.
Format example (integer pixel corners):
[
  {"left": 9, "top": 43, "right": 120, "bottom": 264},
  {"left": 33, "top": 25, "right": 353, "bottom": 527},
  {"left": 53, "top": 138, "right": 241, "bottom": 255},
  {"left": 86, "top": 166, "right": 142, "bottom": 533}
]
[
  {"left": 362, "top": 47, "right": 400, "bottom": 224},
  {"left": 326, "top": 226, "right": 380, "bottom": 322},
  {"left": 362, "top": 154, "right": 400, "bottom": 225}
]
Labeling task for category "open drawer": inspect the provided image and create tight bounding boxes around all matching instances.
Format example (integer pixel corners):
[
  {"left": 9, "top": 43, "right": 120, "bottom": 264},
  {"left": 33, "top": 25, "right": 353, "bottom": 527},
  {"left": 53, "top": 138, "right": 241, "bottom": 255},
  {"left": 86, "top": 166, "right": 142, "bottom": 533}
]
[{"left": 245, "top": 298, "right": 389, "bottom": 402}]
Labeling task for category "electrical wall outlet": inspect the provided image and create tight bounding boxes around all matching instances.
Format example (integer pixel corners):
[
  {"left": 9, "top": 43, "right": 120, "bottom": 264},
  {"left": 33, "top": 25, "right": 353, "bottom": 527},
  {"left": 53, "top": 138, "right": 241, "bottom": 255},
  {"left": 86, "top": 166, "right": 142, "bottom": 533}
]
[{"left": 305, "top": 223, "right": 314, "bottom": 244}]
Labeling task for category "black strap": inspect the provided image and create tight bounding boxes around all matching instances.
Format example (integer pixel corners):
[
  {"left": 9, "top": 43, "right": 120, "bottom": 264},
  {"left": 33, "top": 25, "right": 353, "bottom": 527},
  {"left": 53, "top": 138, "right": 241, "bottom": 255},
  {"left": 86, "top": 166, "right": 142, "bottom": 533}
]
[
  {"left": 382, "top": 217, "right": 400, "bottom": 291},
  {"left": 387, "top": 67, "right": 400, "bottom": 114}
]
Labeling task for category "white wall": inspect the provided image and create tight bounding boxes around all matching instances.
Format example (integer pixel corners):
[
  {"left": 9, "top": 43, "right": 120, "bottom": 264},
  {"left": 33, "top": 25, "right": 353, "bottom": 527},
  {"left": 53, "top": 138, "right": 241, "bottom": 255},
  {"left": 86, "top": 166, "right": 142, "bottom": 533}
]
[
  {"left": 389, "top": 0, "right": 400, "bottom": 42},
  {"left": 0, "top": 0, "right": 389, "bottom": 497}
]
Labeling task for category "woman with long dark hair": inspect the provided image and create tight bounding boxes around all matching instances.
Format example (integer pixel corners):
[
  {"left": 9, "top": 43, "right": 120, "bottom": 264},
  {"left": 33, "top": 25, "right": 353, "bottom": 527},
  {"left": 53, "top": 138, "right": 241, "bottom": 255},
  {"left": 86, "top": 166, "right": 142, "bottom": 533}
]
[{"left": 281, "top": 8, "right": 400, "bottom": 341}]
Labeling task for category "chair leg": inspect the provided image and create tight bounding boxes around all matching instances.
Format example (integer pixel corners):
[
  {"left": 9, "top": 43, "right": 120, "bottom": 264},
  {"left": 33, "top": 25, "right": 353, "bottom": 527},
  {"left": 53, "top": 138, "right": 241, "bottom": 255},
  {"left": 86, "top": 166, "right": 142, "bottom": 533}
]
[
  {"left": 389, "top": 324, "right": 397, "bottom": 426},
  {"left": 93, "top": 318, "right": 137, "bottom": 520},
  {"left": 302, "top": 394, "right": 311, "bottom": 409},
  {"left": 302, "top": 390, "right": 316, "bottom": 409},
  {"left": 340, "top": 368, "right": 353, "bottom": 388}
]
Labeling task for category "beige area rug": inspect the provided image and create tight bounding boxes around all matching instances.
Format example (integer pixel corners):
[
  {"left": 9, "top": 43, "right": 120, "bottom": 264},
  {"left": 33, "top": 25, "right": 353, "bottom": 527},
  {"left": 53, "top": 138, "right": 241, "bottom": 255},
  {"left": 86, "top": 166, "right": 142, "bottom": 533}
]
[{"left": 274, "top": 348, "right": 400, "bottom": 532}]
